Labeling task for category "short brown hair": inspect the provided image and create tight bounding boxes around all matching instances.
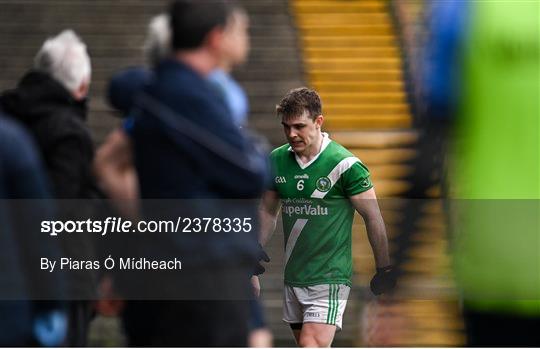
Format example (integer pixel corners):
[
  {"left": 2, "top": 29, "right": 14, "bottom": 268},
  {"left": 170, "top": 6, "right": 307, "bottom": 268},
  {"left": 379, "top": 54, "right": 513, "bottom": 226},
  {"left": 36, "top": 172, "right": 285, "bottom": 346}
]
[{"left": 276, "top": 87, "right": 322, "bottom": 120}]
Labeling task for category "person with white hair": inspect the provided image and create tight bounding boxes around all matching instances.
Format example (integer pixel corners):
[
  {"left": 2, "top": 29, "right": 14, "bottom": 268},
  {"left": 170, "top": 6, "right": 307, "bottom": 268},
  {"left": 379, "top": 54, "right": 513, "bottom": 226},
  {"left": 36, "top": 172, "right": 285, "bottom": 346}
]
[
  {"left": 0, "top": 29, "right": 99, "bottom": 346},
  {"left": 34, "top": 29, "right": 92, "bottom": 101},
  {"left": 1, "top": 29, "right": 95, "bottom": 199},
  {"left": 143, "top": 13, "right": 172, "bottom": 67}
]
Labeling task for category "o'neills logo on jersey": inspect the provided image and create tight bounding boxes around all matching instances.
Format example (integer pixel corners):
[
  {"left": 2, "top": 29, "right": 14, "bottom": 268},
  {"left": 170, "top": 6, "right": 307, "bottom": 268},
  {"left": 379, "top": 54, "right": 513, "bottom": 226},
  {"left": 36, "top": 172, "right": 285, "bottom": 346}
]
[
  {"left": 294, "top": 174, "right": 309, "bottom": 180},
  {"left": 282, "top": 204, "right": 328, "bottom": 217}
]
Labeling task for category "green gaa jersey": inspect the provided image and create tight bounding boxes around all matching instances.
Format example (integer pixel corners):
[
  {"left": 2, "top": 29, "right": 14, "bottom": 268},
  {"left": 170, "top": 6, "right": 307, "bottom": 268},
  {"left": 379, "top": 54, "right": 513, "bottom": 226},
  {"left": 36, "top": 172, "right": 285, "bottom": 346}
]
[{"left": 270, "top": 133, "right": 372, "bottom": 287}]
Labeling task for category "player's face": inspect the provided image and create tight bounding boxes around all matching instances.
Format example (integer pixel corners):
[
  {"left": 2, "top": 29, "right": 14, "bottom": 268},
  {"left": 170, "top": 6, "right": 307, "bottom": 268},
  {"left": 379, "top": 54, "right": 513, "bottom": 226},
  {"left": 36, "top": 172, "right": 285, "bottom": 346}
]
[{"left": 281, "top": 111, "right": 323, "bottom": 155}]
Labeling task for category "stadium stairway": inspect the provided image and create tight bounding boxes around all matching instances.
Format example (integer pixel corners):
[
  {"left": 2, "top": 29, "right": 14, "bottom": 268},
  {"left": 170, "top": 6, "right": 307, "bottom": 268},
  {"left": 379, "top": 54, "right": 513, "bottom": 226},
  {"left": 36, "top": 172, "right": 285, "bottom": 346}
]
[{"left": 288, "top": 0, "right": 465, "bottom": 346}]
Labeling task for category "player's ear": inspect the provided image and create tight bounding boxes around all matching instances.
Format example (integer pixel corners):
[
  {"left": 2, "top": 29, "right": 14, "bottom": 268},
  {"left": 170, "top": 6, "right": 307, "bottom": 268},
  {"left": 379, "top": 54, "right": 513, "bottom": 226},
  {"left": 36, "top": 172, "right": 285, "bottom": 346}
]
[{"left": 315, "top": 114, "right": 324, "bottom": 129}]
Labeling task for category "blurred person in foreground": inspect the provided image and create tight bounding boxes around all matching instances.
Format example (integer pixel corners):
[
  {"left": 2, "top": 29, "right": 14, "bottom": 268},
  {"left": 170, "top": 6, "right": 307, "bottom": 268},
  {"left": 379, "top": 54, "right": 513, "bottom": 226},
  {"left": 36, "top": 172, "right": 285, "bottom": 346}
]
[
  {"left": 97, "top": 0, "right": 269, "bottom": 346},
  {"left": 259, "top": 87, "right": 395, "bottom": 347},
  {"left": 0, "top": 30, "right": 98, "bottom": 346},
  {"left": 97, "top": 6, "right": 251, "bottom": 206},
  {"left": 97, "top": 9, "right": 272, "bottom": 347},
  {"left": 207, "top": 5, "right": 250, "bottom": 127},
  {"left": 141, "top": 11, "right": 251, "bottom": 126},
  {"left": 420, "top": 0, "right": 539, "bottom": 345},
  {"left": 0, "top": 114, "right": 67, "bottom": 346},
  {"left": 96, "top": 8, "right": 272, "bottom": 346}
]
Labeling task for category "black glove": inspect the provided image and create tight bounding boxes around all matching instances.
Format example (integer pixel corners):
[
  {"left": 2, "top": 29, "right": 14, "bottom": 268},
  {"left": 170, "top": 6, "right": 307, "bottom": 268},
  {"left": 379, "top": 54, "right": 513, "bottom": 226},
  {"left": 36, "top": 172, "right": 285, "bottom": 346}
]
[
  {"left": 254, "top": 244, "right": 270, "bottom": 275},
  {"left": 370, "top": 265, "right": 397, "bottom": 295}
]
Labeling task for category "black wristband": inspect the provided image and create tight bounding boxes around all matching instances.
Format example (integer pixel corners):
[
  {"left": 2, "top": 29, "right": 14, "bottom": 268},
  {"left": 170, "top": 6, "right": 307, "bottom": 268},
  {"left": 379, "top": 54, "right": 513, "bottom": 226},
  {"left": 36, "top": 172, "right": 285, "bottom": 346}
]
[{"left": 376, "top": 265, "right": 393, "bottom": 273}]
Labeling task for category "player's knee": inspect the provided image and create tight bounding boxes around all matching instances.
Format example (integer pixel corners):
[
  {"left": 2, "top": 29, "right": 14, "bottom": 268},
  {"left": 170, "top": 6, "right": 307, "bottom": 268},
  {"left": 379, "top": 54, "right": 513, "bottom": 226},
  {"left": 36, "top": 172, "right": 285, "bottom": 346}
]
[
  {"left": 298, "top": 334, "right": 318, "bottom": 348},
  {"left": 298, "top": 332, "right": 332, "bottom": 348}
]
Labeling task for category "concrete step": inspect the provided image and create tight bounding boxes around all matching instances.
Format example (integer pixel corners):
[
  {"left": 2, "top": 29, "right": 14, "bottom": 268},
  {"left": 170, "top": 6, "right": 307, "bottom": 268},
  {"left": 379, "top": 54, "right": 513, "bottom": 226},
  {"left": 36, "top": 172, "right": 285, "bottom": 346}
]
[
  {"left": 366, "top": 164, "right": 413, "bottom": 180},
  {"left": 305, "top": 47, "right": 399, "bottom": 59},
  {"left": 302, "top": 35, "right": 397, "bottom": 47},
  {"left": 300, "top": 25, "right": 393, "bottom": 36},
  {"left": 0, "top": 0, "right": 288, "bottom": 14},
  {"left": 249, "top": 25, "right": 303, "bottom": 38},
  {"left": 233, "top": 67, "right": 303, "bottom": 81},
  {"left": 319, "top": 92, "right": 406, "bottom": 104},
  {"left": 297, "top": 13, "right": 391, "bottom": 26},
  {"left": 331, "top": 130, "right": 417, "bottom": 148},
  {"left": 293, "top": 1, "right": 387, "bottom": 14},
  {"left": 324, "top": 103, "right": 409, "bottom": 115},
  {"left": 313, "top": 81, "right": 404, "bottom": 93},
  {"left": 309, "top": 70, "right": 403, "bottom": 82},
  {"left": 1, "top": 26, "right": 297, "bottom": 40},
  {"left": 0, "top": 33, "right": 145, "bottom": 46},
  {"left": 350, "top": 148, "right": 416, "bottom": 165},
  {"left": 0, "top": 4, "right": 166, "bottom": 17},
  {"left": 307, "top": 58, "right": 402, "bottom": 70},
  {"left": 369, "top": 179, "right": 410, "bottom": 197},
  {"left": 241, "top": 81, "right": 307, "bottom": 97},
  {"left": 0, "top": 57, "right": 143, "bottom": 76},
  {"left": 323, "top": 115, "right": 411, "bottom": 130},
  {"left": 0, "top": 23, "right": 161, "bottom": 35},
  {"left": 0, "top": 43, "right": 300, "bottom": 57},
  {"left": 0, "top": 34, "right": 299, "bottom": 51}
]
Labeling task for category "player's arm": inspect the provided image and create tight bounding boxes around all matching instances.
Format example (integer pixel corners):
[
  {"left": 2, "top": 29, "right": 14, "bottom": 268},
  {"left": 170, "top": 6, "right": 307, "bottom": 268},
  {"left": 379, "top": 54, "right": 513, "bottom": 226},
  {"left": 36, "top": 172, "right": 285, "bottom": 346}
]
[
  {"left": 94, "top": 128, "right": 139, "bottom": 218},
  {"left": 259, "top": 189, "right": 281, "bottom": 246},
  {"left": 251, "top": 190, "right": 281, "bottom": 295},
  {"left": 350, "top": 188, "right": 390, "bottom": 267},
  {"left": 350, "top": 188, "right": 396, "bottom": 295}
]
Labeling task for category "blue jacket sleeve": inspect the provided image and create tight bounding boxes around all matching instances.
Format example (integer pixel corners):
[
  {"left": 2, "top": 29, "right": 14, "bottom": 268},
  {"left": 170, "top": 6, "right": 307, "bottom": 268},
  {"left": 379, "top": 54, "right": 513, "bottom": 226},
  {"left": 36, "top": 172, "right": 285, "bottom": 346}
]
[
  {"left": 421, "top": 0, "right": 469, "bottom": 121},
  {"left": 0, "top": 116, "right": 65, "bottom": 303}
]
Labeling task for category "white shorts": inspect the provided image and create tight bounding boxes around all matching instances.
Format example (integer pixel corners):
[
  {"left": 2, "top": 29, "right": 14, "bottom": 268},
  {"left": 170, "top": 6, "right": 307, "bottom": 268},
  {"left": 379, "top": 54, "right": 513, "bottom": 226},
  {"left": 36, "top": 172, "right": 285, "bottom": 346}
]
[{"left": 282, "top": 284, "right": 350, "bottom": 331}]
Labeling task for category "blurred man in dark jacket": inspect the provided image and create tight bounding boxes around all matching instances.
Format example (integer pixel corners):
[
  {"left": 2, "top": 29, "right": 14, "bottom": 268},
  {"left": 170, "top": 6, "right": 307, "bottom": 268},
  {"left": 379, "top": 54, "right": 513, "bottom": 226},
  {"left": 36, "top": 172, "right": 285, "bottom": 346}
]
[
  {"left": 0, "top": 29, "right": 97, "bottom": 346},
  {"left": 102, "top": 1, "right": 269, "bottom": 346}
]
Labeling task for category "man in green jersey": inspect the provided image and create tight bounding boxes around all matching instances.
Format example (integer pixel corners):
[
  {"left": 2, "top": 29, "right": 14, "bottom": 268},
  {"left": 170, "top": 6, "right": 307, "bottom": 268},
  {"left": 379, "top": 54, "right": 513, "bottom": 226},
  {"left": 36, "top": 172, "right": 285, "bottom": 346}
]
[{"left": 258, "top": 88, "right": 396, "bottom": 347}]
